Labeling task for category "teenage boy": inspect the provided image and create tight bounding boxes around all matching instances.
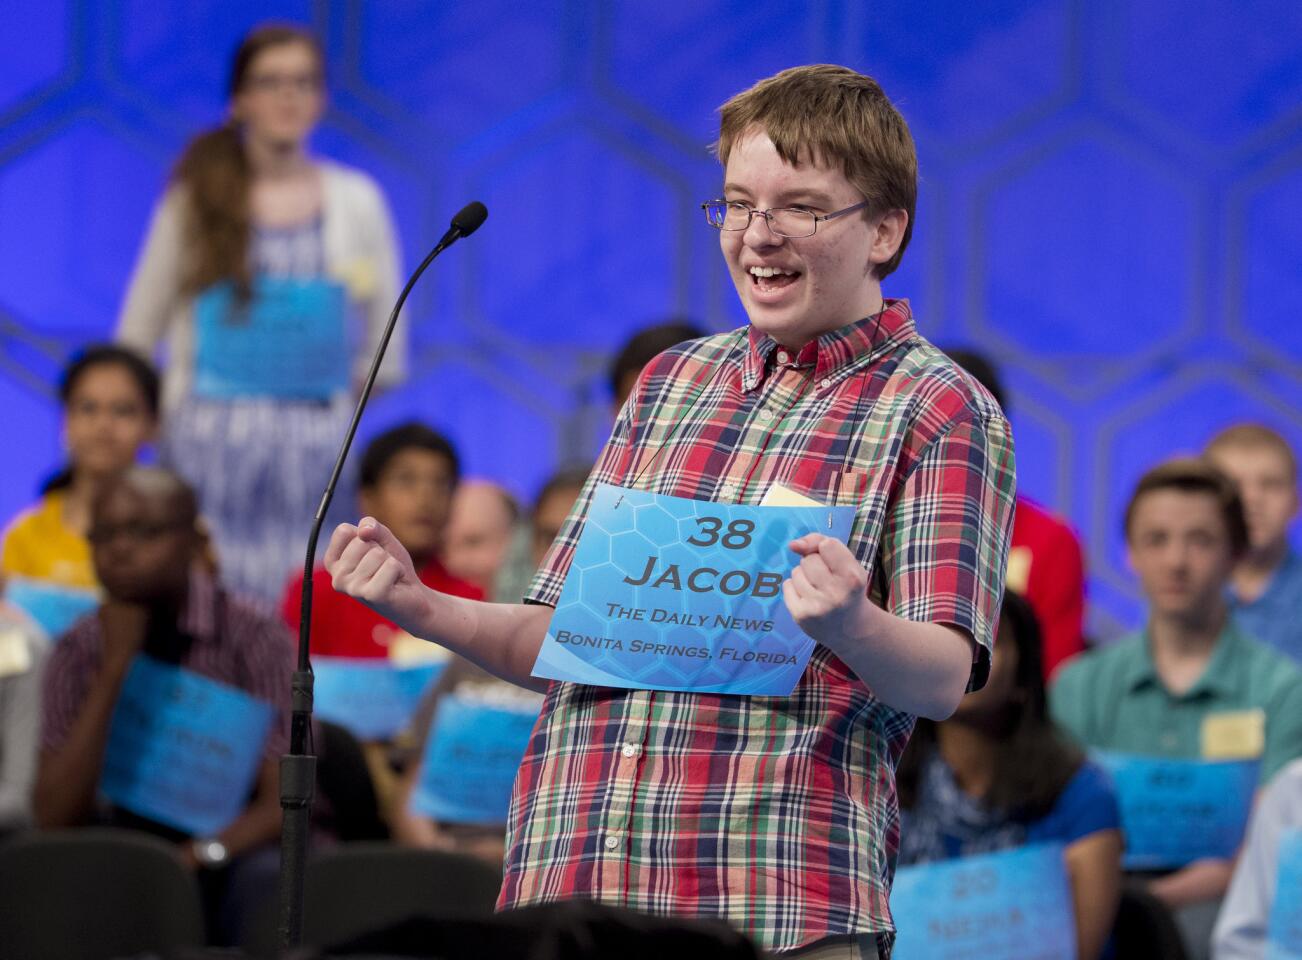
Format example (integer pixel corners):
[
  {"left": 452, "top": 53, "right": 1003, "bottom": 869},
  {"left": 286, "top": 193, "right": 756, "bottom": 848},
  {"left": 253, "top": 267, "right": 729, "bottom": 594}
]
[
  {"left": 1051, "top": 458, "right": 1302, "bottom": 911},
  {"left": 1205, "top": 424, "right": 1302, "bottom": 664},
  {"left": 282, "top": 422, "right": 482, "bottom": 658},
  {"left": 326, "top": 65, "right": 1016, "bottom": 958}
]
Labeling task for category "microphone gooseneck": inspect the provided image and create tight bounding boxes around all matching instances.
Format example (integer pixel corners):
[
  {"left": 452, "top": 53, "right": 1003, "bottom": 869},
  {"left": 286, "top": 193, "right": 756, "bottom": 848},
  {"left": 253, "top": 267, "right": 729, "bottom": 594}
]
[{"left": 277, "top": 202, "right": 488, "bottom": 950}]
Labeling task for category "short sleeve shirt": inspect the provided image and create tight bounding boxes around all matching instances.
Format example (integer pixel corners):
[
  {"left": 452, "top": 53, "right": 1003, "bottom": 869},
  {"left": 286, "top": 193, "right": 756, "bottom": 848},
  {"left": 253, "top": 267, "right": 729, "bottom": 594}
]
[
  {"left": 1230, "top": 549, "right": 1302, "bottom": 666},
  {"left": 498, "top": 302, "right": 1017, "bottom": 952},
  {"left": 1049, "top": 623, "right": 1302, "bottom": 782}
]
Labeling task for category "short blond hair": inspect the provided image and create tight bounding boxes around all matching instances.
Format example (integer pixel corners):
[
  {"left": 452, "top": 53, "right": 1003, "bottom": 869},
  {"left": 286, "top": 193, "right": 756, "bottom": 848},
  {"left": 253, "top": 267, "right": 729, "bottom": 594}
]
[
  {"left": 1205, "top": 423, "right": 1299, "bottom": 484},
  {"left": 715, "top": 64, "right": 918, "bottom": 279}
]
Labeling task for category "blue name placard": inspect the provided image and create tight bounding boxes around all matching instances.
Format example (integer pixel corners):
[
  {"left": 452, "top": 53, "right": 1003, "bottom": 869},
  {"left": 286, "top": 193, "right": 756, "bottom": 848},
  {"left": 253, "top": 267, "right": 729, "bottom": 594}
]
[
  {"left": 410, "top": 689, "right": 541, "bottom": 825},
  {"left": 1097, "top": 752, "right": 1258, "bottom": 869},
  {"left": 1268, "top": 829, "right": 1302, "bottom": 960},
  {"left": 532, "top": 483, "right": 856, "bottom": 696},
  {"left": 890, "top": 844, "right": 1077, "bottom": 960},
  {"left": 312, "top": 657, "right": 444, "bottom": 741},
  {"left": 101, "top": 657, "right": 274, "bottom": 836},
  {"left": 193, "top": 276, "right": 349, "bottom": 399},
  {"left": 3, "top": 577, "right": 99, "bottom": 638}
]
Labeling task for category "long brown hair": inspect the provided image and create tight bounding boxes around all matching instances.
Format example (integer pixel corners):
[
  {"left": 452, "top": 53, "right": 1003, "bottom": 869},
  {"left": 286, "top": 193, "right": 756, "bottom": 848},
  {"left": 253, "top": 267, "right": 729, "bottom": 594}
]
[{"left": 172, "top": 23, "right": 324, "bottom": 299}]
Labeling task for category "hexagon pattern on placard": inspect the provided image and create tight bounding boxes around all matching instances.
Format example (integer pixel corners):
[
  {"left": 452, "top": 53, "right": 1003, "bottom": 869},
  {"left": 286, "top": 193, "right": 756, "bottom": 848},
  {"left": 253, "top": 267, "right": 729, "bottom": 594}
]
[{"left": 1, "top": 0, "right": 1302, "bottom": 633}]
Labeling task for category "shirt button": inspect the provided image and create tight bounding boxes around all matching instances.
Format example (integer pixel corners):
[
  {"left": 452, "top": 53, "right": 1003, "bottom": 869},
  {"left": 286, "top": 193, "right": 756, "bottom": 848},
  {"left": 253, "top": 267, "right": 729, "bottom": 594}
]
[
  {"left": 758, "top": 408, "right": 774, "bottom": 423},
  {"left": 776, "top": 350, "right": 790, "bottom": 364},
  {"left": 820, "top": 377, "right": 832, "bottom": 389},
  {"left": 604, "top": 835, "right": 620, "bottom": 850},
  {"left": 621, "top": 743, "right": 639, "bottom": 759},
  {"left": 1160, "top": 732, "right": 1178, "bottom": 750}
]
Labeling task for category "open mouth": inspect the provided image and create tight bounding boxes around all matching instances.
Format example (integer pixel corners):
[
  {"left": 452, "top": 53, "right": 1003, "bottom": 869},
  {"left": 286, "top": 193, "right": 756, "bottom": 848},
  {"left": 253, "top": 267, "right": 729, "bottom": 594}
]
[{"left": 748, "top": 265, "right": 801, "bottom": 294}]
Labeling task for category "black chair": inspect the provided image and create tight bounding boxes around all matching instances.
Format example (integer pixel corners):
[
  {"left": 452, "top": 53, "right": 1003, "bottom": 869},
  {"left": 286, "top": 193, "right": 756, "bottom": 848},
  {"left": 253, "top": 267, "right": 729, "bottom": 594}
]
[
  {"left": 315, "top": 720, "right": 388, "bottom": 842},
  {"left": 0, "top": 827, "right": 205, "bottom": 960},
  {"left": 242, "top": 843, "right": 502, "bottom": 956},
  {"left": 1112, "top": 885, "right": 1190, "bottom": 960}
]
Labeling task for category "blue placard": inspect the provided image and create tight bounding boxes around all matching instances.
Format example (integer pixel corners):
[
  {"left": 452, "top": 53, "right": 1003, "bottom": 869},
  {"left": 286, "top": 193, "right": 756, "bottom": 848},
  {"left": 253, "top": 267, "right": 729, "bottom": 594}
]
[
  {"left": 311, "top": 657, "right": 444, "bottom": 740},
  {"left": 890, "top": 844, "right": 1077, "bottom": 960},
  {"left": 193, "top": 276, "right": 349, "bottom": 399},
  {"left": 532, "top": 483, "right": 856, "bottom": 696},
  {"left": 1097, "top": 752, "right": 1258, "bottom": 869},
  {"left": 410, "top": 689, "right": 541, "bottom": 825},
  {"left": 3, "top": 577, "right": 99, "bottom": 638},
  {"left": 101, "top": 657, "right": 274, "bottom": 836},
  {"left": 1268, "top": 829, "right": 1302, "bottom": 960}
]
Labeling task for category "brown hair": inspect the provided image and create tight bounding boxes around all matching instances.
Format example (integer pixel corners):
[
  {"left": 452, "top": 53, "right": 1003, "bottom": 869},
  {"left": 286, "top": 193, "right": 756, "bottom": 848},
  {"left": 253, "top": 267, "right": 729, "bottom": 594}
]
[
  {"left": 1123, "top": 456, "right": 1249, "bottom": 556},
  {"left": 172, "top": 23, "right": 324, "bottom": 299},
  {"left": 714, "top": 64, "right": 917, "bottom": 279},
  {"left": 1205, "top": 422, "right": 1299, "bottom": 484}
]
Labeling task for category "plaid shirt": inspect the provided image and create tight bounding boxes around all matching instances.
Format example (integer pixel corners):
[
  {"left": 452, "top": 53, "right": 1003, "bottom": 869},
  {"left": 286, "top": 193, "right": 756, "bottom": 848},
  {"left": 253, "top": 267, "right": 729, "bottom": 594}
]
[{"left": 500, "top": 301, "right": 1016, "bottom": 953}]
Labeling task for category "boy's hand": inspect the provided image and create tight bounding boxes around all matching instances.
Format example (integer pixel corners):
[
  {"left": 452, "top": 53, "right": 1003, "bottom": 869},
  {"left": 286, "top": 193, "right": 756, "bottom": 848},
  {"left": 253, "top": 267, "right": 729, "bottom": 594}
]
[
  {"left": 325, "top": 518, "right": 428, "bottom": 632},
  {"left": 783, "top": 533, "right": 873, "bottom": 656}
]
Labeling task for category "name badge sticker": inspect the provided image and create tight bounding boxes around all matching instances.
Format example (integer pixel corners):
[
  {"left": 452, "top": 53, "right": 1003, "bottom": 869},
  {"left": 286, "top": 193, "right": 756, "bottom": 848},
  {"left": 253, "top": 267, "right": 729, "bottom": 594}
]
[
  {"left": 409, "top": 688, "right": 542, "bottom": 825},
  {"left": 101, "top": 657, "right": 273, "bottom": 836},
  {"left": 1202, "top": 709, "right": 1266, "bottom": 760},
  {"left": 889, "top": 844, "right": 1077, "bottom": 960},
  {"left": 1268, "top": 829, "right": 1302, "bottom": 959},
  {"left": 312, "top": 657, "right": 445, "bottom": 741},
  {"left": 193, "top": 277, "right": 350, "bottom": 399},
  {"left": 1098, "top": 752, "right": 1258, "bottom": 869},
  {"left": 532, "top": 484, "right": 855, "bottom": 696}
]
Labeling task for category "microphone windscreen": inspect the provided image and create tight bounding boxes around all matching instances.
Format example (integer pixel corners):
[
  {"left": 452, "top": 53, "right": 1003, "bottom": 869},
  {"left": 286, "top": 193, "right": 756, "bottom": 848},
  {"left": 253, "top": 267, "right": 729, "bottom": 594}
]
[{"left": 451, "top": 201, "right": 488, "bottom": 237}]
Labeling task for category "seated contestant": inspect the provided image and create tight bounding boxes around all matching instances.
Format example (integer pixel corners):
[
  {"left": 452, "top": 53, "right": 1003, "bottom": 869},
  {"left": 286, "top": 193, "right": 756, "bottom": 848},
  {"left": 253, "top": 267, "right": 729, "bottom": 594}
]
[
  {"left": 608, "top": 320, "right": 707, "bottom": 411},
  {"left": 34, "top": 467, "right": 292, "bottom": 934},
  {"left": 3, "top": 345, "right": 159, "bottom": 595},
  {"left": 943, "top": 347, "right": 1087, "bottom": 678},
  {"left": 1212, "top": 758, "right": 1302, "bottom": 960},
  {"left": 897, "top": 591, "right": 1122, "bottom": 960},
  {"left": 442, "top": 480, "right": 523, "bottom": 603},
  {"left": 282, "top": 422, "right": 483, "bottom": 658},
  {"left": 1051, "top": 459, "right": 1302, "bottom": 912},
  {"left": 326, "top": 65, "right": 1016, "bottom": 957},
  {"left": 1204, "top": 424, "right": 1302, "bottom": 664}
]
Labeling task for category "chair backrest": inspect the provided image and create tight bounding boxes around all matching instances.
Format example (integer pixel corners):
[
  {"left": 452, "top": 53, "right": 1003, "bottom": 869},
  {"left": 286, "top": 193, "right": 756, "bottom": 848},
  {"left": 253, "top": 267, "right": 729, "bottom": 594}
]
[
  {"left": 1112, "top": 885, "right": 1190, "bottom": 960},
  {"left": 242, "top": 843, "right": 502, "bottom": 956},
  {"left": 0, "top": 828, "right": 205, "bottom": 960}
]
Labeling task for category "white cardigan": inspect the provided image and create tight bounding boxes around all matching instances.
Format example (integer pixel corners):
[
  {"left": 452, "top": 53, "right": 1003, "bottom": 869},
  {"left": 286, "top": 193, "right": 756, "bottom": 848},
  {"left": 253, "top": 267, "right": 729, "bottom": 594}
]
[{"left": 116, "top": 161, "right": 405, "bottom": 410}]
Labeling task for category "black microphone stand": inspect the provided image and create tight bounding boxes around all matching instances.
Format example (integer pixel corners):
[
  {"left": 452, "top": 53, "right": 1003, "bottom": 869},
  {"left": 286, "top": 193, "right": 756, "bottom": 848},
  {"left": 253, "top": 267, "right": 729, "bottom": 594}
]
[{"left": 276, "top": 202, "right": 488, "bottom": 951}]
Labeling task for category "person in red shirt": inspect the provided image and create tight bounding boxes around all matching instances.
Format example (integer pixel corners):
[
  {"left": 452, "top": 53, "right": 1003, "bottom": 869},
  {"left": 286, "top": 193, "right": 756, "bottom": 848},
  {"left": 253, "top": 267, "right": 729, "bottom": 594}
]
[
  {"left": 943, "top": 348, "right": 1086, "bottom": 678},
  {"left": 281, "top": 422, "right": 483, "bottom": 658}
]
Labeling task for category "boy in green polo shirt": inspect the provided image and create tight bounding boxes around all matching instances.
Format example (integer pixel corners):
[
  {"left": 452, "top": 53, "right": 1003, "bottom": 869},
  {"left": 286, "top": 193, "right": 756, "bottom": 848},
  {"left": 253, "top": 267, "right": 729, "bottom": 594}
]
[{"left": 1050, "top": 457, "right": 1302, "bottom": 915}]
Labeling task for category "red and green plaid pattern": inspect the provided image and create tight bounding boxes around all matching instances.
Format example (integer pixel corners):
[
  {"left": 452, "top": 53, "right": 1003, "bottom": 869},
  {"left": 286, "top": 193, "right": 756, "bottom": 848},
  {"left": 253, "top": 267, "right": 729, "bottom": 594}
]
[{"left": 500, "top": 301, "right": 1016, "bottom": 953}]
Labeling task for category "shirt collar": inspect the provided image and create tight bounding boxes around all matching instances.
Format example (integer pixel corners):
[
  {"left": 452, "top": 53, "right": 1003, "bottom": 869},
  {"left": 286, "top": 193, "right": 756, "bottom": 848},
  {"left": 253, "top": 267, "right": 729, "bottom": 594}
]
[
  {"left": 1127, "top": 620, "right": 1247, "bottom": 699},
  {"left": 178, "top": 568, "right": 220, "bottom": 645},
  {"left": 741, "top": 298, "right": 917, "bottom": 393}
]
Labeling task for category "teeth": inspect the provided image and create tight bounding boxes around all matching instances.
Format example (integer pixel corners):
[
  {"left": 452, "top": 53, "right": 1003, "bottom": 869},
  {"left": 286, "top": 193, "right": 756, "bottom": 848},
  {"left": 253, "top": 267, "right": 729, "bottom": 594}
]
[{"left": 749, "top": 266, "right": 795, "bottom": 278}]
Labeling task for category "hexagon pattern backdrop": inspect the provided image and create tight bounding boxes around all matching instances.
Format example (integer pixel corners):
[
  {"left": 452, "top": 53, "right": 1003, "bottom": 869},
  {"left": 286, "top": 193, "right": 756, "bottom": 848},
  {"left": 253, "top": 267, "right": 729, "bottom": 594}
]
[{"left": 2, "top": 1, "right": 1301, "bottom": 638}]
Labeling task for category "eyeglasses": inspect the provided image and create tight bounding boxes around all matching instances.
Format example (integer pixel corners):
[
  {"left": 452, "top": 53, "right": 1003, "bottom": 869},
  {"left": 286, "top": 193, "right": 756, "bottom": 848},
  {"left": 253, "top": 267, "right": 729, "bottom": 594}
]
[
  {"left": 244, "top": 72, "right": 323, "bottom": 95},
  {"left": 87, "top": 519, "right": 190, "bottom": 547},
  {"left": 701, "top": 199, "right": 870, "bottom": 239}
]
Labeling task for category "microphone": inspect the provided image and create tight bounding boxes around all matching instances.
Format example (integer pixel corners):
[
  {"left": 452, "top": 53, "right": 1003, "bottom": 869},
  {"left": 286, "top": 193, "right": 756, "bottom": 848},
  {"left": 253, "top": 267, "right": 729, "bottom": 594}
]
[{"left": 276, "top": 201, "right": 487, "bottom": 950}]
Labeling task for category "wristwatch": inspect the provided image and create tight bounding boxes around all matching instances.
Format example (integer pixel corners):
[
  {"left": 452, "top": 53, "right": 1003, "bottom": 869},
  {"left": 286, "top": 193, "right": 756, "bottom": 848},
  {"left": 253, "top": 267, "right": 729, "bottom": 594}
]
[{"left": 191, "top": 837, "right": 229, "bottom": 868}]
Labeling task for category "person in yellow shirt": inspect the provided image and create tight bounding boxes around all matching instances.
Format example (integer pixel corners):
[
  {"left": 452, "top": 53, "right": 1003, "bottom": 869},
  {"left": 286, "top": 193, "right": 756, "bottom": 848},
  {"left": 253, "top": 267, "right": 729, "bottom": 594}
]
[{"left": 2, "top": 345, "right": 159, "bottom": 600}]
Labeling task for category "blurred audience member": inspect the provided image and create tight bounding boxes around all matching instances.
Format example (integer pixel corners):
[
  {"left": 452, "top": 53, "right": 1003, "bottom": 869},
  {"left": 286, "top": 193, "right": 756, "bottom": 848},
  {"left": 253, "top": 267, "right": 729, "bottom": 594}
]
[
  {"left": 0, "top": 591, "right": 48, "bottom": 835},
  {"left": 117, "top": 23, "right": 403, "bottom": 610},
  {"left": 2, "top": 345, "right": 159, "bottom": 593},
  {"left": 34, "top": 467, "right": 292, "bottom": 940},
  {"left": 390, "top": 658, "right": 543, "bottom": 868},
  {"left": 282, "top": 423, "right": 482, "bottom": 658},
  {"left": 898, "top": 591, "right": 1122, "bottom": 960},
  {"left": 1051, "top": 459, "right": 1302, "bottom": 913},
  {"left": 1205, "top": 424, "right": 1302, "bottom": 664},
  {"left": 609, "top": 320, "right": 706, "bottom": 410},
  {"left": 1212, "top": 758, "right": 1302, "bottom": 959},
  {"left": 530, "top": 467, "right": 591, "bottom": 568},
  {"left": 944, "top": 347, "right": 1086, "bottom": 678},
  {"left": 442, "top": 480, "right": 523, "bottom": 602}
]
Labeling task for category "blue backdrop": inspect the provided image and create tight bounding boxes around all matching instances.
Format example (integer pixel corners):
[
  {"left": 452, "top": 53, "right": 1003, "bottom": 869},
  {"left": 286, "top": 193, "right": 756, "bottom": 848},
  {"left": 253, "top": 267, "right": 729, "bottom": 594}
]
[{"left": 3, "top": 0, "right": 1301, "bottom": 637}]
